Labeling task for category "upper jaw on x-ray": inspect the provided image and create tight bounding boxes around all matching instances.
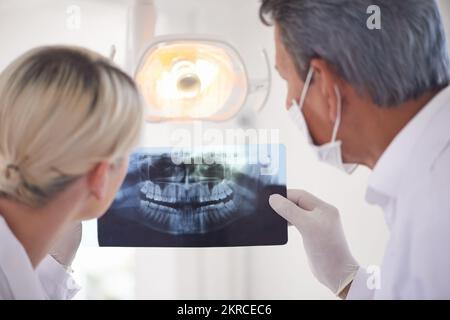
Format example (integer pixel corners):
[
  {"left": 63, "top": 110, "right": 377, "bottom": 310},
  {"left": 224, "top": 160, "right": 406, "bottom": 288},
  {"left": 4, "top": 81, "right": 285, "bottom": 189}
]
[{"left": 108, "top": 148, "right": 282, "bottom": 236}]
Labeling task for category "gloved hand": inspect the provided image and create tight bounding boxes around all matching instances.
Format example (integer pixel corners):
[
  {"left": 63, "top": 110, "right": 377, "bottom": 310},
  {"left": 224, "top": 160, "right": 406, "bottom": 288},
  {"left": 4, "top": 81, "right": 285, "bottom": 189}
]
[
  {"left": 50, "top": 222, "right": 82, "bottom": 271},
  {"left": 269, "top": 190, "right": 359, "bottom": 296}
]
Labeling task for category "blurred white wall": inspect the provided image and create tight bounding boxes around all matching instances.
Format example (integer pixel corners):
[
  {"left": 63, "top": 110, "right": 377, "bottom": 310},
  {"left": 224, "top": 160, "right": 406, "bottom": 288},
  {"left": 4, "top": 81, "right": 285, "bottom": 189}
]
[
  {"left": 0, "top": 0, "right": 449, "bottom": 300},
  {"left": 0, "top": 0, "right": 131, "bottom": 70}
]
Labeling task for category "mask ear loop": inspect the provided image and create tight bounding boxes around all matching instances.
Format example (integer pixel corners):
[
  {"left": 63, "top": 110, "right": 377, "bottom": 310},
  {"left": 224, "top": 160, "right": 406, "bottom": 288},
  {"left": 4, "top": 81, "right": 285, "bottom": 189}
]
[
  {"left": 331, "top": 85, "right": 342, "bottom": 142},
  {"left": 297, "top": 67, "right": 315, "bottom": 111}
]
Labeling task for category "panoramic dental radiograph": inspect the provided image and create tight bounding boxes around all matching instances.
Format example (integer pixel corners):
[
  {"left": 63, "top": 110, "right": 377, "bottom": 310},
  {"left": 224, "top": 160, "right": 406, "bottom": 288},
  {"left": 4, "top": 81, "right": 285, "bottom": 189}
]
[{"left": 98, "top": 146, "right": 287, "bottom": 247}]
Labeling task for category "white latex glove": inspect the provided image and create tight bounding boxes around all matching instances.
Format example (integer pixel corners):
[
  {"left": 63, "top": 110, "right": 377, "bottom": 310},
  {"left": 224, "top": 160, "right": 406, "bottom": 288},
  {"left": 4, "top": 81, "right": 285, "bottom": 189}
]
[
  {"left": 50, "top": 222, "right": 82, "bottom": 271},
  {"left": 269, "top": 190, "right": 359, "bottom": 296}
]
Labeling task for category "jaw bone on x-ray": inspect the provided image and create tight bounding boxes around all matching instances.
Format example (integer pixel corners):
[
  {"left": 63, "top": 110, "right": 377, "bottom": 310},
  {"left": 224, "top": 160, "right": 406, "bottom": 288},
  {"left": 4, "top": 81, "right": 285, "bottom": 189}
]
[{"left": 98, "top": 145, "right": 287, "bottom": 247}]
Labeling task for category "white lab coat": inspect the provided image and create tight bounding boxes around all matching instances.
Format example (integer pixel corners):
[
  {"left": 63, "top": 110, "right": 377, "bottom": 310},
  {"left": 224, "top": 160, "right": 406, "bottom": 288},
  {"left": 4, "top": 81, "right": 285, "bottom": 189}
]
[
  {"left": 347, "top": 85, "right": 450, "bottom": 299},
  {"left": 0, "top": 216, "right": 80, "bottom": 300}
]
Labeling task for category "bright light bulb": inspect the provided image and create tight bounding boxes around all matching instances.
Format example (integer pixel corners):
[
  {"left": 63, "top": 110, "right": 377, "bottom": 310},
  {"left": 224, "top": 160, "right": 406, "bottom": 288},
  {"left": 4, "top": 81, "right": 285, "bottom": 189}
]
[
  {"left": 135, "top": 39, "right": 248, "bottom": 121},
  {"left": 172, "top": 60, "right": 201, "bottom": 98}
]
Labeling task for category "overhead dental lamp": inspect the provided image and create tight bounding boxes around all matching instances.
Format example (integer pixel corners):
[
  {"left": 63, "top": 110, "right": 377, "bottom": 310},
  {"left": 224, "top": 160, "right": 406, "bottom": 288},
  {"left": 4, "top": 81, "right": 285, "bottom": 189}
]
[
  {"left": 127, "top": 0, "right": 271, "bottom": 123},
  {"left": 135, "top": 37, "right": 252, "bottom": 122}
]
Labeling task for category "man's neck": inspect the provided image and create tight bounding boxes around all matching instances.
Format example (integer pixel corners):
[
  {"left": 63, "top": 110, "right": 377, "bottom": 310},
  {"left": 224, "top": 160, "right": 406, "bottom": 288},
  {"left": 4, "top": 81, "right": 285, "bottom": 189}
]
[{"left": 362, "top": 89, "right": 441, "bottom": 169}]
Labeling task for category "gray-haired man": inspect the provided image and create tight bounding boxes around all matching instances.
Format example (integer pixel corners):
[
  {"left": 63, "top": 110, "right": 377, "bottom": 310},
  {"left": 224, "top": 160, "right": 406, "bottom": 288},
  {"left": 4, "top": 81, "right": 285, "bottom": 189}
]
[{"left": 262, "top": 0, "right": 450, "bottom": 299}]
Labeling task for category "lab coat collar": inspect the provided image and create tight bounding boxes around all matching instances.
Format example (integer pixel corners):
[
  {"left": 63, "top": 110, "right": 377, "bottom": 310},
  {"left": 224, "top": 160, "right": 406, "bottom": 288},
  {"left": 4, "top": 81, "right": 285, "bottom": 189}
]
[
  {"left": 0, "top": 215, "right": 46, "bottom": 299},
  {"left": 366, "top": 85, "right": 450, "bottom": 205}
]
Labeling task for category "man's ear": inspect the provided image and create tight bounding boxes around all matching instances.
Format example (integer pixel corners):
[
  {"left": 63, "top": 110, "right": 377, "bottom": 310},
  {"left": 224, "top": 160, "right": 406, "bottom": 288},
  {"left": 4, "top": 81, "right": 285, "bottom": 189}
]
[
  {"left": 87, "top": 162, "right": 110, "bottom": 201},
  {"left": 310, "top": 58, "right": 340, "bottom": 123}
]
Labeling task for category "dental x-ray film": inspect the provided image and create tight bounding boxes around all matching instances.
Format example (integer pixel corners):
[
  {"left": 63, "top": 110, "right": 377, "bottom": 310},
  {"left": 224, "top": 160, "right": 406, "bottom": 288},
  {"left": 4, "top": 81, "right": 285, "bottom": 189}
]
[{"left": 98, "top": 145, "right": 287, "bottom": 247}]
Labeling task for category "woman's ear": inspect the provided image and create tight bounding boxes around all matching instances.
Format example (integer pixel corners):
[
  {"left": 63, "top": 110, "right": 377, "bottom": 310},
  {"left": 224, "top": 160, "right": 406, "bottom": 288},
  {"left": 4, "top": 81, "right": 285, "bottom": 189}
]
[
  {"left": 87, "top": 162, "right": 110, "bottom": 201},
  {"left": 310, "top": 59, "right": 339, "bottom": 123}
]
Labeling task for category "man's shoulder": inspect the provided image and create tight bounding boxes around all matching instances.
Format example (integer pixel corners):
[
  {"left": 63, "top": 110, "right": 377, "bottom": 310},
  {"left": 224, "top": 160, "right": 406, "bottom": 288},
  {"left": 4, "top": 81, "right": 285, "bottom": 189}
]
[
  {"left": 396, "top": 141, "right": 450, "bottom": 210},
  {"left": 428, "top": 142, "right": 450, "bottom": 195}
]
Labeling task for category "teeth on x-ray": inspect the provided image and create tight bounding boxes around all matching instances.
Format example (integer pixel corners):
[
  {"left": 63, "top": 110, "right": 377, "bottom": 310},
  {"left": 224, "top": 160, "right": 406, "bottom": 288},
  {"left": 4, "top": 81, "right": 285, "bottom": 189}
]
[
  {"left": 109, "top": 151, "right": 278, "bottom": 235},
  {"left": 140, "top": 180, "right": 233, "bottom": 205},
  {"left": 138, "top": 178, "right": 243, "bottom": 234},
  {"left": 147, "top": 189, "right": 255, "bottom": 234}
]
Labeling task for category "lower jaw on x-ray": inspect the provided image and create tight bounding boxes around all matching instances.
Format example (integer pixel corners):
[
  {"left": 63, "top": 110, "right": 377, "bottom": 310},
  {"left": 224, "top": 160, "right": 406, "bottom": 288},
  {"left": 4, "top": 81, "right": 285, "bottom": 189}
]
[{"left": 98, "top": 145, "right": 287, "bottom": 247}]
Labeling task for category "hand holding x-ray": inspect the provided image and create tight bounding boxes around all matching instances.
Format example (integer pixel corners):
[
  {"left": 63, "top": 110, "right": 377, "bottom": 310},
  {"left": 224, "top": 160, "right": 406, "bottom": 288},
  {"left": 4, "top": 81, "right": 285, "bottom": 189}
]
[{"left": 269, "top": 190, "right": 359, "bottom": 296}]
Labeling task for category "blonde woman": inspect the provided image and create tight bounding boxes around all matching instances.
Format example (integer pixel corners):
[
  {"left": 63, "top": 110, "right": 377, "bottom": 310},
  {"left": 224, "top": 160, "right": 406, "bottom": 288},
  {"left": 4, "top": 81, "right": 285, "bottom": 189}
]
[{"left": 0, "top": 46, "right": 144, "bottom": 299}]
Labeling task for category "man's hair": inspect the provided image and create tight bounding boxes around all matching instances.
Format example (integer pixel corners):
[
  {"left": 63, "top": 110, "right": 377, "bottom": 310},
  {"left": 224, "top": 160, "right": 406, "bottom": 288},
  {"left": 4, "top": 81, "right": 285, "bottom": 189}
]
[{"left": 260, "top": 0, "right": 450, "bottom": 107}]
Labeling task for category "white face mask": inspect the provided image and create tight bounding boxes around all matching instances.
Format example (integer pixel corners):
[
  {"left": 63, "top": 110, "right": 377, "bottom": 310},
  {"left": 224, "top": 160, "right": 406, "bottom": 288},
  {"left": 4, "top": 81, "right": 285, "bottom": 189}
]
[{"left": 288, "top": 67, "right": 357, "bottom": 174}]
